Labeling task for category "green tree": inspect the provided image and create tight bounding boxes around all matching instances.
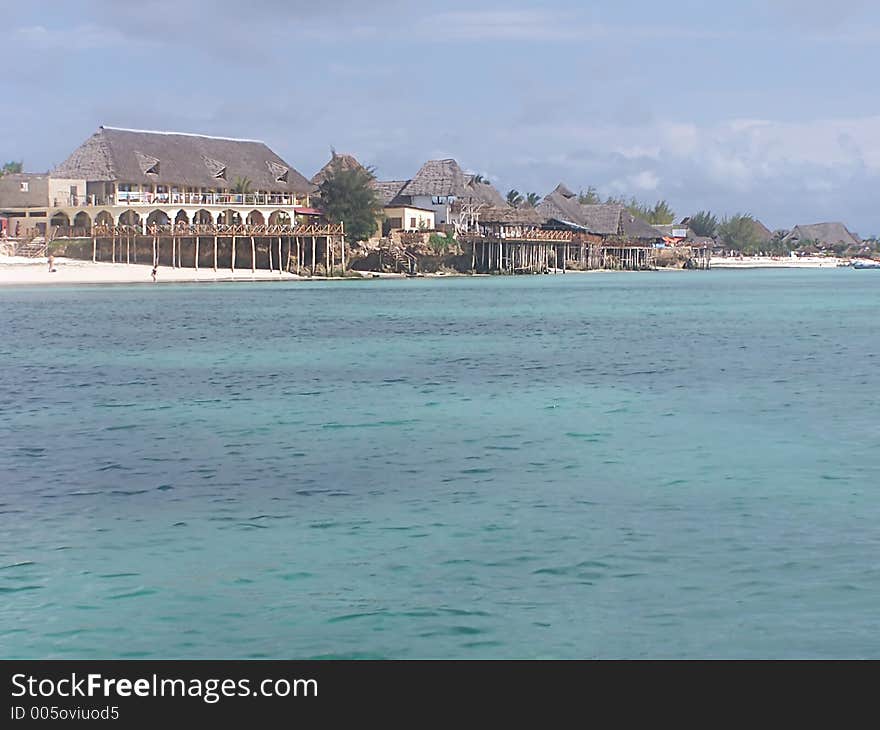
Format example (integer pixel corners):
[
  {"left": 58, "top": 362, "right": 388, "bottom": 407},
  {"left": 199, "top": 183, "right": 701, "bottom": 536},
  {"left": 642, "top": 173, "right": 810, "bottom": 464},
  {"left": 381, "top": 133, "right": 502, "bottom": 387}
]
[
  {"left": 605, "top": 195, "right": 675, "bottom": 224},
  {"left": 471, "top": 174, "right": 487, "bottom": 184},
  {"left": 232, "top": 176, "right": 252, "bottom": 194},
  {"left": 647, "top": 200, "right": 675, "bottom": 225},
  {"left": 524, "top": 192, "right": 541, "bottom": 208},
  {"left": 578, "top": 186, "right": 601, "bottom": 205},
  {"left": 689, "top": 211, "right": 718, "bottom": 237},
  {"left": 0, "top": 161, "right": 23, "bottom": 177},
  {"left": 506, "top": 189, "right": 524, "bottom": 208},
  {"left": 717, "top": 214, "right": 761, "bottom": 253},
  {"left": 318, "top": 156, "right": 383, "bottom": 243}
]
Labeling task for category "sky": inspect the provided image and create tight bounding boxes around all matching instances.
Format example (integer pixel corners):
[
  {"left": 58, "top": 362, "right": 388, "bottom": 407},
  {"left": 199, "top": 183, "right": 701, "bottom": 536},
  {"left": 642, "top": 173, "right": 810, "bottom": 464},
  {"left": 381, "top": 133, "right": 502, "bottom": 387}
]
[{"left": 3, "top": 0, "right": 880, "bottom": 234}]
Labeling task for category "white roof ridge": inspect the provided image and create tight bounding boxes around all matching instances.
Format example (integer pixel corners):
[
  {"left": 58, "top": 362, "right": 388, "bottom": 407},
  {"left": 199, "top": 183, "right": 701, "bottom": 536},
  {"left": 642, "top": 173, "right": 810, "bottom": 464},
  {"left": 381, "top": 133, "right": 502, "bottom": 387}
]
[{"left": 100, "top": 125, "right": 265, "bottom": 144}]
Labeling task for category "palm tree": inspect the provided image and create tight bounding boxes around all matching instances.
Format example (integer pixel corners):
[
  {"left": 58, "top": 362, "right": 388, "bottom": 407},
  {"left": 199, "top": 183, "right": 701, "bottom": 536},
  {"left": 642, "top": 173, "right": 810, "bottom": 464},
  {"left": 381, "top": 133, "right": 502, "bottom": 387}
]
[
  {"left": 0, "top": 161, "right": 23, "bottom": 177},
  {"left": 232, "top": 176, "right": 252, "bottom": 194},
  {"left": 506, "top": 189, "right": 524, "bottom": 208},
  {"left": 525, "top": 192, "right": 541, "bottom": 208}
]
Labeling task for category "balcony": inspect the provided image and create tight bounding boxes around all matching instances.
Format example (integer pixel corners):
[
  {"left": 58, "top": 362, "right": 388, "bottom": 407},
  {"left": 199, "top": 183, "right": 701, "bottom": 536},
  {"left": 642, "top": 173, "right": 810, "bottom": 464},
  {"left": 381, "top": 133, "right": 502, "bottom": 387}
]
[{"left": 52, "top": 192, "right": 308, "bottom": 208}]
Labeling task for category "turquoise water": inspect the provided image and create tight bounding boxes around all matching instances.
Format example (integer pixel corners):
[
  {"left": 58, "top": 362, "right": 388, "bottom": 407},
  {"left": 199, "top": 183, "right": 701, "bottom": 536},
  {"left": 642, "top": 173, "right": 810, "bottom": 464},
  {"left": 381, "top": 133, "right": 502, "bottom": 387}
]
[{"left": 1, "top": 269, "right": 879, "bottom": 658}]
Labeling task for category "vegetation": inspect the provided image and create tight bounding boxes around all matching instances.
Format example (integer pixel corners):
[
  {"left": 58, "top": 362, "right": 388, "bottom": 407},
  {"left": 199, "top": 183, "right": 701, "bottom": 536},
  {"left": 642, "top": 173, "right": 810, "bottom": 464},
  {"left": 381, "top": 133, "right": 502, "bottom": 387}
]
[
  {"left": 606, "top": 196, "right": 676, "bottom": 224},
  {"left": 578, "top": 186, "right": 601, "bottom": 205},
  {"left": 717, "top": 214, "right": 761, "bottom": 253},
  {"left": 428, "top": 230, "right": 456, "bottom": 252},
  {"left": 318, "top": 154, "right": 384, "bottom": 243},
  {"left": 506, "top": 189, "right": 524, "bottom": 208},
  {"left": 688, "top": 211, "right": 718, "bottom": 237},
  {"left": 524, "top": 192, "right": 541, "bottom": 208},
  {"left": 0, "top": 161, "right": 23, "bottom": 176},
  {"left": 232, "top": 176, "right": 252, "bottom": 194}
]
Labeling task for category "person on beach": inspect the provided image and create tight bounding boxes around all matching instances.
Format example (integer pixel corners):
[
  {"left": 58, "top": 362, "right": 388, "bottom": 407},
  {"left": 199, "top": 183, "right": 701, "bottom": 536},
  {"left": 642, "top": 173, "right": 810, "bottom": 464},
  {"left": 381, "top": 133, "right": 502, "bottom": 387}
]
[
  {"left": 151, "top": 265, "right": 158, "bottom": 283},
  {"left": 47, "top": 254, "right": 55, "bottom": 272}
]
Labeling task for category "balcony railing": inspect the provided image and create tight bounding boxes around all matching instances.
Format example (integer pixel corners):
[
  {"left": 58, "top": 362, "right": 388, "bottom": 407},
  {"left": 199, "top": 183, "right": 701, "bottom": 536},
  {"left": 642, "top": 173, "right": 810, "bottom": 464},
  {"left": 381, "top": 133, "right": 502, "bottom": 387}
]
[{"left": 52, "top": 192, "right": 308, "bottom": 208}]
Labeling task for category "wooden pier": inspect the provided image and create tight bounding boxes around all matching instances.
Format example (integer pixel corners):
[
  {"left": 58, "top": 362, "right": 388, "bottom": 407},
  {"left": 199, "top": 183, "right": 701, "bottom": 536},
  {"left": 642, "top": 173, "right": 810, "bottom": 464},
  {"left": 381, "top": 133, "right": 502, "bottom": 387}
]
[
  {"left": 462, "top": 229, "right": 658, "bottom": 273},
  {"left": 53, "top": 222, "right": 346, "bottom": 276}
]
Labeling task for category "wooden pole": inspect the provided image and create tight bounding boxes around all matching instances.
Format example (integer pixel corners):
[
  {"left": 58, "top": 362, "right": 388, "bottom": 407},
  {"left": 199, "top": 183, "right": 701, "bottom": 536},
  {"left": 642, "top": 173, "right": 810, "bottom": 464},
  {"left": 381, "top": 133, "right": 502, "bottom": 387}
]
[
  {"left": 231, "top": 235, "right": 236, "bottom": 272},
  {"left": 311, "top": 236, "right": 316, "bottom": 276},
  {"left": 277, "top": 237, "right": 282, "bottom": 274},
  {"left": 213, "top": 235, "right": 218, "bottom": 271},
  {"left": 251, "top": 236, "right": 256, "bottom": 273},
  {"left": 92, "top": 230, "right": 97, "bottom": 262},
  {"left": 195, "top": 235, "right": 199, "bottom": 271}
]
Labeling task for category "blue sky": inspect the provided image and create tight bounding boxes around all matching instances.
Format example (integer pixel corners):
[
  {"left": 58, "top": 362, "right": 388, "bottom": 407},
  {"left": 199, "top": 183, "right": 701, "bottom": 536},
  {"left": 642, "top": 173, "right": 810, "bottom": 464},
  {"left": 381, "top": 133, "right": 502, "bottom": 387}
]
[{"left": 3, "top": 0, "right": 880, "bottom": 234}]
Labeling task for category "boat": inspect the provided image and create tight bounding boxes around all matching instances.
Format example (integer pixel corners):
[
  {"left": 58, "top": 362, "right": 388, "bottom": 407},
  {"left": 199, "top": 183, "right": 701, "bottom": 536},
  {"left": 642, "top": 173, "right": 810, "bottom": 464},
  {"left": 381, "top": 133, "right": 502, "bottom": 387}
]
[{"left": 853, "top": 259, "right": 880, "bottom": 269}]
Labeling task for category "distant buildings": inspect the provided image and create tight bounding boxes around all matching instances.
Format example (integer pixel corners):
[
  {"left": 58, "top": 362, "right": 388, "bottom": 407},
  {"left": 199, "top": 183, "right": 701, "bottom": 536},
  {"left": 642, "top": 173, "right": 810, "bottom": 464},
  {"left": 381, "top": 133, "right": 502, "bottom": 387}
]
[{"left": 783, "top": 223, "right": 861, "bottom": 250}]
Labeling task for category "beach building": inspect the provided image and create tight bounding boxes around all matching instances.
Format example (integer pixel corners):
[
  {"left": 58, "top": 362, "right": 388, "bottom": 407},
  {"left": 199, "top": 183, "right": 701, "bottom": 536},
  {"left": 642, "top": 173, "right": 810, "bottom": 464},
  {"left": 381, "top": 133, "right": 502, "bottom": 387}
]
[
  {"left": 0, "top": 126, "right": 317, "bottom": 239},
  {"left": 396, "top": 159, "right": 506, "bottom": 230},
  {"left": 373, "top": 180, "right": 435, "bottom": 235},
  {"left": 783, "top": 222, "right": 861, "bottom": 251},
  {"left": 311, "top": 153, "right": 437, "bottom": 237}
]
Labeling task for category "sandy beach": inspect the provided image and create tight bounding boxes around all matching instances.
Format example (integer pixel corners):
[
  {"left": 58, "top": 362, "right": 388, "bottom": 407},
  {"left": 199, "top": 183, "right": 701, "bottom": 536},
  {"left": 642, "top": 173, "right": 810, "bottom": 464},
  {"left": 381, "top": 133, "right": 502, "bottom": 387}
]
[
  {"left": 710, "top": 255, "right": 844, "bottom": 269},
  {"left": 0, "top": 256, "right": 328, "bottom": 285}
]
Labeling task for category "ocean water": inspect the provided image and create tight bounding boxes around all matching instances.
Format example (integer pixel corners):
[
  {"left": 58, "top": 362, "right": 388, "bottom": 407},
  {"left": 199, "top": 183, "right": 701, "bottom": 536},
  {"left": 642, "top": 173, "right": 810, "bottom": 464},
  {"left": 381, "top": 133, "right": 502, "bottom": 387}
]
[{"left": 1, "top": 269, "right": 879, "bottom": 659}]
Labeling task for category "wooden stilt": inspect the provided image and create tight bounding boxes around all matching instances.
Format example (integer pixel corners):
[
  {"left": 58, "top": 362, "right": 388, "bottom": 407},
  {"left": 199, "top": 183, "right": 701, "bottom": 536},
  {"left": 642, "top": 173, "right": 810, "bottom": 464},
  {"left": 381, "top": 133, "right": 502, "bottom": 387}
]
[
  {"left": 251, "top": 236, "right": 256, "bottom": 273},
  {"left": 311, "top": 236, "right": 316, "bottom": 276},
  {"left": 195, "top": 236, "right": 199, "bottom": 271},
  {"left": 213, "top": 236, "right": 218, "bottom": 271},
  {"left": 231, "top": 235, "right": 236, "bottom": 272}
]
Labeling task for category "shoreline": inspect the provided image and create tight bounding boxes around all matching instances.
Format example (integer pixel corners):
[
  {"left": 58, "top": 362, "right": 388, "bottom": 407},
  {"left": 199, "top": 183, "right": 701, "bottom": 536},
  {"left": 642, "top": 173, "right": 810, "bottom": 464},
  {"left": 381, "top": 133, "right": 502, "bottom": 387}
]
[{"left": 0, "top": 255, "right": 857, "bottom": 287}]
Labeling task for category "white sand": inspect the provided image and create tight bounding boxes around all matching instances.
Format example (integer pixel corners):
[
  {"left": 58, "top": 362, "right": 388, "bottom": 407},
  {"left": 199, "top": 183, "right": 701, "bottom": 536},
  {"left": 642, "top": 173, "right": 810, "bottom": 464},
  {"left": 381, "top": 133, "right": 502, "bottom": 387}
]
[
  {"left": 0, "top": 257, "right": 323, "bottom": 285},
  {"left": 710, "top": 255, "right": 844, "bottom": 269}
]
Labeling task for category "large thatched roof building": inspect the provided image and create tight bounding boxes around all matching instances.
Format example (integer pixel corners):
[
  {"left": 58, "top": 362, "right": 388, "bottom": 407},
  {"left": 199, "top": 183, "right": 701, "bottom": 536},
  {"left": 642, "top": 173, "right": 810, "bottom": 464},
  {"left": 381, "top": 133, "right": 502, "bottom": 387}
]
[
  {"left": 536, "top": 183, "right": 660, "bottom": 241},
  {"left": 53, "top": 126, "right": 313, "bottom": 194},
  {"left": 783, "top": 222, "right": 860, "bottom": 249}
]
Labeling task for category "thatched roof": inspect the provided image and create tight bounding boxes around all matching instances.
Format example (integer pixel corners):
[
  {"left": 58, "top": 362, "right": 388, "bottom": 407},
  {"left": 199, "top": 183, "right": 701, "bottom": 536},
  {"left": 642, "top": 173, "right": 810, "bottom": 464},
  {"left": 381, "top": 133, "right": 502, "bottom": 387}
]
[
  {"left": 750, "top": 218, "right": 774, "bottom": 242},
  {"left": 536, "top": 184, "right": 660, "bottom": 239},
  {"left": 784, "top": 222, "right": 860, "bottom": 247},
  {"left": 311, "top": 152, "right": 366, "bottom": 186},
  {"left": 52, "top": 126, "right": 313, "bottom": 193},
  {"left": 465, "top": 175, "right": 507, "bottom": 208},
  {"left": 478, "top": 206, "right": 547, "bottom": 225},
  {"left": 620, "top": 210, "right": 663, "bottom": 240},
  {"left": 400, "top": 159, "right": 468, "bottom": 197},
  {"left": 373, "top": 180, "right": 409, "bottom": 207},
  {"left": 536, "top": 183, "right": 587, "bottom": 227},
  {"left": 581, "top": 204, "right": 626, "bottom": 236}
]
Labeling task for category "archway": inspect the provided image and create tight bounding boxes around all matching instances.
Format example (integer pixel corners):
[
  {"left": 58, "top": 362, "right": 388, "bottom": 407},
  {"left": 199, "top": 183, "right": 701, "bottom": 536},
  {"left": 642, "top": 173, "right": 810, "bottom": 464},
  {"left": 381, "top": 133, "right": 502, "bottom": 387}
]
[
  {"left": 50, "top": 211, "right": 70, "bottom": 228},
  {"left": 146, "top": 210, "right": 171, "bottom": 228},
  {"left": 118, "top": 210, "right": 141, "bottom": 228},
  {"left": 247, "top": 210, "right": 265, "bottom": 226},
  {"left": 193, "top": 209, "right": 213, "bottom": 225},
  {"left": 174, "top": 210, "right": 190, "bottom": 226},
  {"left": 268, "top": 210, "right": 291, "bottom": 226},
  {"left": 95, "top": 210, "right": 114, "bottom": 227},
  {"left": 73, "top": 211, "right": 91, "bottom": 230}
]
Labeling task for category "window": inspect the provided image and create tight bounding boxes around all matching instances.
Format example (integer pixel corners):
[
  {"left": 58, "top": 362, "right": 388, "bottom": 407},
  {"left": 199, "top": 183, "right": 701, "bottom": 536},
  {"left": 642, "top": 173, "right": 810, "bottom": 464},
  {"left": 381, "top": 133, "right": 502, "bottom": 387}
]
[
  {"left": 20, "top": 181, "right": 28, "bottom": 192},
  {"left": 410, "top": 217, "right": 417, "bottom": 228}
]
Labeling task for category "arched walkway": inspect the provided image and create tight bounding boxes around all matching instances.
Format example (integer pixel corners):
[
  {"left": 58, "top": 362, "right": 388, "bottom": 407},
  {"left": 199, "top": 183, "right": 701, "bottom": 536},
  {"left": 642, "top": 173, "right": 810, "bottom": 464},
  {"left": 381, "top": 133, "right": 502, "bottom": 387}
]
[
  {"left": 193, "top": 209, "right": 214, "bottom": 224},
  {"left": 247, "top": 210, "right": 265, "bottom": 226},
  {"left": 174, "top": 210, "right": 190, "bottom": 225},
  {"left": 50, "top": 211, "right": 70, "bottom": 227},
  {"left": 146, "top": 210, "right": 171, "bottom": 228},
  {"left": 95, "top": 210, "right": 114, "bottom": 226},
  {"left": 268, "top": 210, "right": 291, "bottom": 226},
  {"left": 118, "top": 210, "right": 141, "bottom": 228},
  {"left": 73, "top": 211, "right": 91, "bottom": 229}
]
